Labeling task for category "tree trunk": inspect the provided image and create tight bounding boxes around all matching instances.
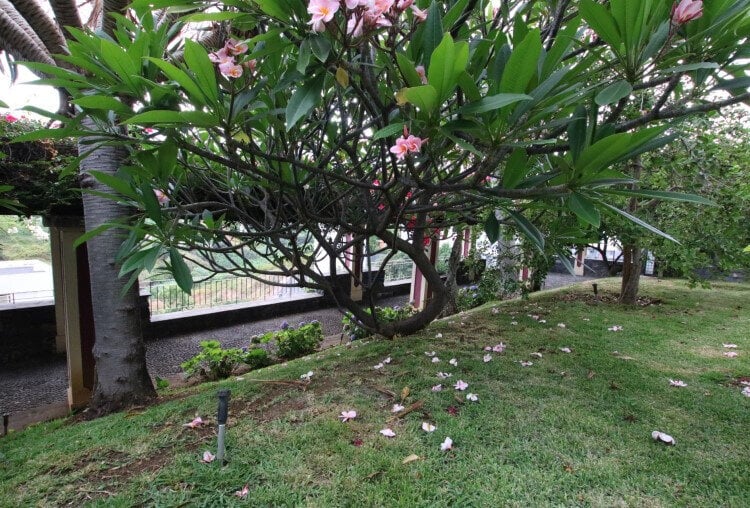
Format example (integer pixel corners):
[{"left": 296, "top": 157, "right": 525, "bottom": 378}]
[
  {"left": 79, "top": 133, "right": 155, "bottom": 415},
  {"left": 440, "top": 233, "right": 464, "bottom": 317},
  {"left": 619, "top": 243, "right": 643, "bottom": 304}
]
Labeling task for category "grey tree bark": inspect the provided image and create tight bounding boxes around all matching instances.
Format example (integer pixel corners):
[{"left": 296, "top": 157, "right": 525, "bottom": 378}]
[{"left": 79, "top": 130, "right": 156, "bottom": 414}]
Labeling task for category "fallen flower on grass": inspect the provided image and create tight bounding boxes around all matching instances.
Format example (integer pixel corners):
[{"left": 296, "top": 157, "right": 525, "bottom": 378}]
[
  {"left": 449, "top": 358, "right": 458, "bottom": 366},
  {"left": 510, "top": 321, "right": 518, "bottom": 325},
  {"left": 520, "top": 361, "right": 533, "bottom": 367},
  {"left": 432, "top": 384, "right": 443, "bottom": 392},
  {"left": 446, "top": 406, "right": 459, "bottom": 416},
  {"left": 234, "top": 484, "right": 249, "bottom": 499},
  {"left": 425, "top": 351, "right": 436, "bottom": 357},
  {"left": 466, "top": 393, "right": 478, "bottom": 402},
  {"left": 491, "top": 308, "right": 500, "bottom": 315},
  {"left": 669, "top": 379, "right": 688, "bottom": 387},
  {"left": 651, "top": 431, "right": 676, "bottom": 445},
  {"left": 437, "top": 372, "right": 452, "bottom": 379},
  {"left": 380, "top": 428, "right": 396, "bottom": 437},
  {"left": 435, "top": 333, "right": 443, "bottom": 339},
  {"left": 530, "top": 352, "right": 543, "bottom": 359},
  {"left": 483, "top": 354, "right": 492, "bottom": 363},
  {"left": 421, "top": 422, "right": 436, "bottom": 432},
  {"left": 351, "top": 438, "right": 363, "bottom": 447},
  {"left": 184, "top": 416, "right": 204, "bottom": 428},
  {"left": 559, "top": 347, "right": 572, "bottom": 353},
  {"left": 742, "top": 386, "right": 750, "bottom": 397},
  {"left": 383, "top": 357, "right": 392, "bottom": 364},
  {"left": 539, "top": 319, "right": 547, "bottom": 324},
  {"left": 724, "top": 352, "right": 739, "bottom": 358},
  {"left": 374, "top": 363, "right": 384, "bottom": 370},
  {"left": 339, "top": 410, "right": 357, "bottom": 422},
  {"left": 201, "top": 451, "right": 216, "bottom": 463},
  {"left": 608, "top": 325, "right": 623, "bottom": 332},
  {"left": 440, "top": 437, "right": 453, "bottom": 451},
  {"left": 392, "top": 404, "right": 405, "bottom": 413},
  {"left": 300, "top": 371, "right": 314, "bottom": 381},
  {"left": 557, "top": 323, "right": 566, "bottom": 328},
  {"left": 582, "top": 318, "right": 590, "bottom": 321},
  {"left": 492, "top": 343, "right": 506, "bottom": 353},
  {"left": 723, "top": 343, "right": 738, "bottom": 349},
  {"left": 431, "top": 357, "right": 440, "bottom": 363},
  {"left": 483, "top": 346, "right": 492, "bottom": 351},
  {"left": 454, "top": 380, "right": 468, "bottom": 391}
]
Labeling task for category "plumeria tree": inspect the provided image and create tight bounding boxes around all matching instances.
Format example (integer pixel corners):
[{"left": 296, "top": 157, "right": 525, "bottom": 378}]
[{"left": 25, "top": 0, "right": 750, "bottom": 336}]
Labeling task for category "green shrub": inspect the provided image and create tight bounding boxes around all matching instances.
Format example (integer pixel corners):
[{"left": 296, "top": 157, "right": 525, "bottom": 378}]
[
  {"left": 342, "top": 304, "right": 416, "bottom": 341},
  {"left": 180, "top": 340, "right": 245, "bottom": 381},
  {"left": 243, "top": 347, "right": 271, "bottom": 369},
  {"left": 254, "top": 321, "right": 323, "bottom": 360}
]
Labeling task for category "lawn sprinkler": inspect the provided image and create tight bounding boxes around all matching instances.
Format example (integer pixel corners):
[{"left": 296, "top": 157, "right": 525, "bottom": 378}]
[{"left": 216, "top": 389, "right": 231, "bottom": 465}]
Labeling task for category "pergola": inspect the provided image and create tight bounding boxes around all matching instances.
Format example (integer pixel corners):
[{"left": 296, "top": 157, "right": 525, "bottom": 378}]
[{"left": 1, "top": 135, "right": 95, "bottom": 409}]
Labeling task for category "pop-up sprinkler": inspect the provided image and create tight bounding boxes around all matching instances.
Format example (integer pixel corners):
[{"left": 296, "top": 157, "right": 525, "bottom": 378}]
[{"left": 216, "top": 389, "right": 230, "bottom": 465}]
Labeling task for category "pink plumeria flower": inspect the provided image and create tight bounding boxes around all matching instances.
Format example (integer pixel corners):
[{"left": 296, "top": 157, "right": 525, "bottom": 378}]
[
  {"left": 411, "top": 4, "right": 428, "bottom": 21},
  {"left": 724, "top": 352, "right": 738, "bottom": 358},
  {"left": 669, "top": 379, "right": 688, "bottom": 387},
  {"left": 208, "top": 47, "right": 233, "bottom": 64},
  {"left": 154, "top": 189, "right": 169, "bottom": 206},
  {"left": 492, "top": 343, "right": 506, "bottom": 353},
  {"left": 483, "top": 354, "right": 492, "bottom": 363},
  {"left": 425, "top": 351, "right": 436, "bottom": 357},
  {"left": 421, "top": 422, "right": 436, "bottom": 432},
  {"left": 530, "top": 352, "right": 543, "bottom": 359},
  {"left": 440, "top": 436, "right": 453, "bottom": 451},
  {"left": 389, "top": 137, "right": 410, "bottom": 159},
  {"left": 671, "top": 0, "right": 703, "bottom": 24},
  {"left": 391, "top": 403, "right": 405, "bottom": 413},
  {"left": 483, "top": 346, "right": 492, "bottom": 351},
  {"left": 226, "top": 38, "right": 248, "bottom": 55},
  {"left": 235, "top": 484, "right": 249, "bottom": 499},
  {"left": 339, "top": 410, "right": 357, "bottom": 422},
  {"left": 380, "top": 428, "right": 396, "bottom": 438},
  {"left": 436, "top": 372, "right": 452, "bottom": 379},
  {"left": 346, "top": 14, "right": 364, "bottom": 37},
  {"left": 431, "top": 384, "right": 443, "bottom": 392},
  {"left": 557, "top": 323, "right": 566, "bottom": 328},
  {"left": 520, "top": 361, "right": 533, "bottom": 367},
  {"left": 466, "top": 393, "right": 478, "bottom": 402},
  {"left": 449, "top": 358, "right": 458, "bottom": 366},
  {"left": 559, "top": 347, "right": 572, "bottom": 353},
  {"left": 415, "top": 65, "right": 428, "bottom": 85},
  {"left": 345, "top": 0, "right": 367, "bottom": 8},
  {"left": 201, "top": 450, "right": 216, "bottom": 463},
  {"left": 219, "top": 61, "right": 243, "bottom": 78},
  {"left": 3, "top": 113, "right": 20, "bottom": 123},
  {"left": 454, "top": 380, "right": 468, "bottom": 391},
  {"left": 529, "top": 314, "right": 539, "bottom": 320},
  {"left": 723, "top": 343, "right": 738, "bottom": 349},
  {"left": 404, "top": 135, "right": 425, "bottom": 153},
  {"left": 308, "top": 0, "right": 340, "bottom": 32},
  {"left": 184, "top": 416, "right": 204, "bottom": 428},
  {"left": 608, "top": 325, "right": 623, "bottom": 332},
  {"left": 431, "top": 357, "right": 440, "bottom": 363}
]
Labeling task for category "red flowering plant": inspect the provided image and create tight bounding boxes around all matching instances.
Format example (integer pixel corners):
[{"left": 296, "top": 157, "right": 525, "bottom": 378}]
[{"left": 22, "top": 0, "right": 750, "bottom": 337}]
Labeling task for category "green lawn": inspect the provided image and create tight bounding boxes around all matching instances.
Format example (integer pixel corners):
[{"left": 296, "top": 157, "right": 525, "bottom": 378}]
[{"left": 1, "top": 278, "right": 748, "bottom": 506}]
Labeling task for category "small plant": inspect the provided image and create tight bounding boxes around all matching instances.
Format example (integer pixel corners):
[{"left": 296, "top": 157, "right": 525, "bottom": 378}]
[
  {"left": 457, "top": 267, "right": 521, "bottom": 311},
  {"left": 243, "top": 347, "right": 271, "bottom": 370},
  {"left": 154, "top": 376, "right": 170, "bottom": 390},
  {"left": 181, "top": 340, "right": 245, "bottom": 381},
  {"left": 254, "top": 321, "right": 323, "bottom": 360},
  {"left": 342, "top": 305, "right": 417, "bottom": 341}
]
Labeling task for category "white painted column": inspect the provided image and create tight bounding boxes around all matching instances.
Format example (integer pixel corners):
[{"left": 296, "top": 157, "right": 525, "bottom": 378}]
[
  {"left": 574, "top": 249, "right": 585, "bottom": 276},
  {"left": 409, "top": 237, "right": 439, "bottom": 310},
  {"left": 48, "top": 225, "right": 67, "bottom": 354}
]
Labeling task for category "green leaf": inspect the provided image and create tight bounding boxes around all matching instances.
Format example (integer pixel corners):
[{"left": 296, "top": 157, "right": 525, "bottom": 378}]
[
  {"left": 568, "top": 105, "right": 587, "bottom": 163},
  {"left": 396, "top": 53, "right": 422, "bottom": 87},
  {"left": 427, "top": 34, "right": 468, "bottom": 102},
  {"left": 500, "top": 29, "right": 542, "bottom": 94},
  {"left": 309, "top": 35, "right": 331, "bottom": 62},
  {"left": 124, "top": 110, "right": 218, "bottom": 127},
  {"left": 595, "top": 80, "right": 632, "bottom": 106},
  {"left": 72, "top": 223, "right": 116, "bottom": 249},
  {"left": 484, "top": 212, "right": 500, "bottom": 243},
  {"left": 507, "top": 209, "right": 545, "bottom": 253},
  {"left": 146, "top": 57, "right": 208, "bottom": 106},
  {"left": 0, "top": 99, "right": 8, "bottom": 108},
  {"left": 297, "top": 39, "right": 312, "bottom": 74},
  {"left": 373, "top": 123, "right": 405, "bottom": 140},
  {"left": 579, "top": 0, "right": 622, "bottom": 48},
  {"left": 402, "top": 85, "right": 438, "bottom": 112},
  {"left": 88, "top": 170, "right": 139, "bottom": 200},
  {"left": 252, "top": 0, "right": 291, "bottom": 19},
  {"left": 285, "top": 74, "right": 325, "bottom": 130},
  {"left": 140, "top": 181, "right": 163, "bottom": 225},
  {"left": 72, "top": 95, "right": 132, "bottom": 114},
  {"left": 422, "top": 1, "right": 443, "bottom": 68},
  {"left": 99, "top": 39, "right": 140, "bottom": 93},
  {"left": 502, "top": 149, "right": 528, "bottom": 189},
  {"left": 660, "top": 62, "right": 719, "bottom": 74},
  {"left": 169, "top": 247, "right": 194, "bottom": 293},
  {"left": 598, "top": 189, "right": 716, "bottom": 205},
  {"left": 568, "top": 193, "right": 601, "bottom": 227},
  {"left": 601, "top": 202, "right": 678, "bottom": 243},
  {"left": 458, "top": 93, "right": 531, "bottom": 115},
  {"left": 183, "top": 39, "right": 218, "bottom": 104},
  {"left": 180, "top": 11, "right": 244, "bottom": 22}
]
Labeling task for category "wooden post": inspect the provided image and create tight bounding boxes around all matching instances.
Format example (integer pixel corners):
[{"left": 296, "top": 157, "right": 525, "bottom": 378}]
[
  {"left": 48, "top": 225, "right": 67, "bottom": 354},
  {"left": 410, "top": 237, "right": 439, "bottom": 310}
]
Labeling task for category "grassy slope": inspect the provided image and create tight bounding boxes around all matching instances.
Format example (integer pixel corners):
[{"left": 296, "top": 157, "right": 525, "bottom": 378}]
[{"left": 1, "top": 278, "right": 748, "bottom": 507}]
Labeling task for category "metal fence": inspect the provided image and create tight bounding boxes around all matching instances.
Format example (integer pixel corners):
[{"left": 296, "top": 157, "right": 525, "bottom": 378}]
[{"left": 0, "top": 290, "right": 54, "bottom": 305}]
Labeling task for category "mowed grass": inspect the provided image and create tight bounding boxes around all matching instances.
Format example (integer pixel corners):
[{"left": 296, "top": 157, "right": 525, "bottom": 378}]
[{"left": 1, "top": 278, "right": 748, "bottom": 506}]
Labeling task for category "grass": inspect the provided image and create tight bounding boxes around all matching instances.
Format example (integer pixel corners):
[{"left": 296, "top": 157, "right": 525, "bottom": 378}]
[{"left": 1, "top": 278, "right": 749, "bottom": 506}]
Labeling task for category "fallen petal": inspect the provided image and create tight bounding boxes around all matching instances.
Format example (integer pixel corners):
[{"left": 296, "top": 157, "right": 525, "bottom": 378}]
[
  {"left": 184, "top": 416, "right": 204, "bottom": 428},
  {"left": 421, "top": 422, "right": 436, "bottom": 432},
  {"left": 431, "top": 357, "right": 440, "bottom": 363},
  {"left": 373, "top": 363, "right": 385, "bottom": 370},
  {"left": 431, "top": 384, "right": 443, "bottom": 392},
  {"left": 530, "top": 352, "right": 543, "bottom": 359},
  {"left": 425, "top": 351, "right": 436, "bottom": 357},
  {"left": 449, "top": 358, "right": 458, "bottom": 366},
  {"left": 202, "top": 450, "right": 216, "bottom": 463},
  {"left": 520, "top": 361, "right": 533, "bottom": 367},
  {"left": 466, "top": 393, "right": 478, "bottom": 402},
  {"left": 724, "top": 352, "right": 739, "bottom": 358},
  {"left": 483, "top": 354, "right": 492, "bottom": 363},
  {"left": 339, "top": 410, "right": 357, "bottom": 422},
  {"left": 380, "top": 428, "right": 396, "bottom": 437},
  {"left": 234, "top": 484, "right": 249, "bottom": 499},
  {"left": 651, "top": 431, "right": 676, "bottom": 445},
  {"left": 742, "top": 386, "right": 750, "bottom": 397},
  {"left": 440, "top": 436, "right": 453, "bottom": 451},
  {"left": 557, "top": 323, "right": 566, "bottom": 328},
  {"left": 454, "top": 379, "right": 468, "bottom": 391},
  {"left": 391, "top": 403, "right": 405, "bottom": 413},
  {"left": 723, "top": 343, "right": 738, "bottom": 348},
  {"left": 559, "top": 347, "right": 572, "bottom": 353},
  {"left": 669, "top": 379, "right": 688, "bottom": 387},
  {"left": 383, "top": 357, "right": 392, "bottom": 364},
  {"left": 435, "top": 333, "right": 443, "bottom": 338}
]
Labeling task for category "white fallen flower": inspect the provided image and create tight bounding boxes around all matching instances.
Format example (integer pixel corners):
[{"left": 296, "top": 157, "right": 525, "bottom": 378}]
[
  {"left": 380, "top": 428, "right": 396, "bottom": 438},
  {"left": 557, "top": 323, "right": 566, "bottom": 328},
  {"left": 723, "top": 343, "right": 738, "bottom": 349},
  {"left": 383, "top": 357, "right": 392, "bottom": 364},
  {"left": 201, "top": 450, "right": 216, "bottom": 463},
  {"left": 483, "top": 354, "right": 492, "bottom": 363},
  {"left": 425, "top": 351, "right": 436, "bottom": 357},
  {"left": 449, "top": 358, "right": 458, "bottom": 366},
  {"left": 539, "top": 319, "right": 547, "bottom": 324},
  {"left": 466, "top": 393, "right": 478, "bottom": 402},
  {"left": 391, "top": 403, "right": 405, "bottom": 413},
  {"left": 724, "top": 352, "right": 739, "bottom": 358},
  {"left": 669, "top": 379, "right": 687, "bottom": 387},
  {"left": 491, "top": 308, "right": 500, "bottom": 315},
  {"left": 431, "top": 384, "right": 443, "bottom": 392},
  {"left": 437, "top": 372, "right": 452, "bottom": 379},
  {"left": 300, "top": 371, "right": 314, "bottom": 380},
  {"left": 431, "top": 357, "right": 441, "bottom": 363},
  {"left": 373, "top": 363, "right": 385, "bottom": 370},
  {"left": 651, "top": 431, "right": 676, "bottom": 445},
  {"left": 608, "top": 325, "right": 623, "bottom": 332},
  {"left": 510, "top": 321, "right": 518, "bottom": 326},
  {"left": 435, "top": 333, "right": 443, "bottom": 339},
  {"left": 582, "top": 318, "right": 591, "bottom": 321},
  {"left": 559, "top": 347, "right": 572, "bottom": 353},
  {"left": 741, "top": 386, "right": 750, "bottom": 397},
  {"left": 520, "top": 361, "right": 533, "bottom": 367},
  {"left": 440, "top": 437, "right": 453, "bottom": 451},
  {"left": 530, "top": 352, "right": 543, "bottom": 359},
  {"left": 421, "top": 422, "right": 436, "bottom": 432}
]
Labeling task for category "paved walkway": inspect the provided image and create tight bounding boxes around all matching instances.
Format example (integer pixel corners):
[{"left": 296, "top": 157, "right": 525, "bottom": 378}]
[{"left": 0, "top": 273, "right": 594, "bottom": 420}]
